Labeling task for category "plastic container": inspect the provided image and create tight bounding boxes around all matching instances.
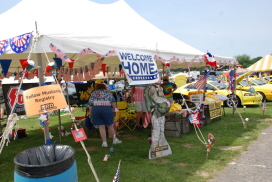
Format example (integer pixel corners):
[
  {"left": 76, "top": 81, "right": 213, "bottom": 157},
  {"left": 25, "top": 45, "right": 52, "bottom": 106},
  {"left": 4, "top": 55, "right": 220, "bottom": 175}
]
[{"left": 14, "top": 145, "right": 77, "bottom": 182}]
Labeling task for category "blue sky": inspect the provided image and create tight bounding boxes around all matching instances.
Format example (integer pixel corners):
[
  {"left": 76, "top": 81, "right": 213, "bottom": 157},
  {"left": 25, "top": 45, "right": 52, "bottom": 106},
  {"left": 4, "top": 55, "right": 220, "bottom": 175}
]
[{"left": 1, "top": 0, "right": 271, "bottom": 59}]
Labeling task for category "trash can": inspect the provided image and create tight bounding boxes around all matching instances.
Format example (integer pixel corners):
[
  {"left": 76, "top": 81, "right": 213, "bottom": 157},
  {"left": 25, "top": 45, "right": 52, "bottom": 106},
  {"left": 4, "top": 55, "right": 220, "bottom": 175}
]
[{"left": 14, "top": 145, "right": 78, "bottom": 182}]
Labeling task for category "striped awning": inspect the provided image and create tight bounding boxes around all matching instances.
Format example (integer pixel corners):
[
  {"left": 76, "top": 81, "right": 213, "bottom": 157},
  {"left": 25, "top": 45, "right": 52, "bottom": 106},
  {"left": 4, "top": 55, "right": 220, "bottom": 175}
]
[{"left": 247, "top": 55, "right": 272, "bottom": 72}]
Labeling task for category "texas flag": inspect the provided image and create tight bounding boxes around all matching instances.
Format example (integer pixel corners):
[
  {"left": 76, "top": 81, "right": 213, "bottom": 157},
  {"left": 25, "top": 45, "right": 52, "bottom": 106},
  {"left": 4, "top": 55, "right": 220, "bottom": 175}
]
[{"left": 203, "top": 52, "right": 218, "bottom": 68}]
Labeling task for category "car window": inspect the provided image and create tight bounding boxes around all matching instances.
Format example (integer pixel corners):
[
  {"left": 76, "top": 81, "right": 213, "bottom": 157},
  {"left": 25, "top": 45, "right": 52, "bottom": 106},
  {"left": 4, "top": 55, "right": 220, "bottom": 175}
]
[
  {"left": 209, "top": 81, "right": 227, "bottom": 89},
  {"left": 239, "top": 80, "right": 249, "bottom": 86},
  {"left": 251, "top": 79, "right": 266, "bottom": 85},
  {"left": 206, "top": 84, "right": 217, "bottom": 90},
  {"left": 185, "top": 84, "right": 197, "bottom": 89}
]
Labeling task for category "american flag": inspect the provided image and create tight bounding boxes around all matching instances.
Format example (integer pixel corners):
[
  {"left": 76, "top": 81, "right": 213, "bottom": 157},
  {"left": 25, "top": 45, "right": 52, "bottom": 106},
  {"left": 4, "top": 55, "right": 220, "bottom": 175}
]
[
  {"left": 262, "top": 99, "right": 267, "bottom": 110},
  {"left": 246, "top": 76, "right": 249, "bottom": 84},
  {"left": 189, "top": 116, "right": 199, "bottom": 124},
  {"left": 113, "top": 160, "right": 121, "bottom": 182},
  {"left": 259, "top": 72, "right": 262, "bottom": 79},
  {"left": 143, "top": 112, "right": 151, "bottom": 128},
  {"left": 49, "top": 43, "right": 72, "bottom": 62},
  {"left": 194, "top": 70, "right": 211, "bottom": 90},
  {"left": 228, "top": 70, "right": 235, "bottom": 93}
]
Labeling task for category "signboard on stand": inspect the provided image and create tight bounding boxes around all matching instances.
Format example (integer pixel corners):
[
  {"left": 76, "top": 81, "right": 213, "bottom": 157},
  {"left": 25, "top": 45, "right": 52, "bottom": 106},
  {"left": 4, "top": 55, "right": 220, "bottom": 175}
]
[
  {"left": 209, "top": 101, "right": 222, "bottom": 119},
  {"left": 117, "top": 50, "right": 159, "bottom": 85},
  {"left": 2, "top": 83, "right": 39, "bottom": 115},
  {"left": 23, "top": 84, "right": 67, "bottom": 116}
]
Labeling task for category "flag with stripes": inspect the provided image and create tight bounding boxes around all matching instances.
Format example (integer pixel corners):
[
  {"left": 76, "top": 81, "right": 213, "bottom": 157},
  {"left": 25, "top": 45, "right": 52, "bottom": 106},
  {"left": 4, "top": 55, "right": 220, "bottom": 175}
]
[
  {"left": 113, "top": 160, "right": 121, "bottom": 182},
  {"left": 194, "top": 70, "right": 211, "bottom": 90},
  {"left": 143, "top": 112, "right": 151, "bottom": 128},
  {"left": 262, "top": 99, "right": 267, "bottom": 110},
  {"left": 49, "top": 43, "right": 72, "bottom": 62}
]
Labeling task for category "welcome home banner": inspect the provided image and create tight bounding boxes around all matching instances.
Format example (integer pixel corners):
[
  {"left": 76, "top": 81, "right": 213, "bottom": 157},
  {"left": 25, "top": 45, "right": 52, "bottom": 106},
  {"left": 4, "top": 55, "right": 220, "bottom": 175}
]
[{"left": 117, "top": 50, "right": 159, "bottom": 85}]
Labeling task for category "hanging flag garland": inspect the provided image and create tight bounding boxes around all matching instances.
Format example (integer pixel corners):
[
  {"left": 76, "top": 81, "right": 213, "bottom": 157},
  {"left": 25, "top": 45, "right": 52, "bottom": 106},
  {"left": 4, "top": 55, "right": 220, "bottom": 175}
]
[
  {"left": 0, "top": 39, "right": 8, "bottom": 56},
  {"left": 49, "top": 43, "right": 72, "bottom": 63},
  {"left": 76, "top": 48, "right": 117, "bottom": 60},
  {"left": 10, "top": 32, "right": 32, "bottom": 53}
]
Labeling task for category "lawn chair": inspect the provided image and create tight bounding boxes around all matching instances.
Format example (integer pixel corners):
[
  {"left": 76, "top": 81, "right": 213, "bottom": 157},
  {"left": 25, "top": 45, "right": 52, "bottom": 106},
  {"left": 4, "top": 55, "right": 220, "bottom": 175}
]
[
  {"left": 74, "top": 108, "right": 99, "bottom": 137},
  {"left": 115, "top": 101, "right": 136, "bottom": 131}
]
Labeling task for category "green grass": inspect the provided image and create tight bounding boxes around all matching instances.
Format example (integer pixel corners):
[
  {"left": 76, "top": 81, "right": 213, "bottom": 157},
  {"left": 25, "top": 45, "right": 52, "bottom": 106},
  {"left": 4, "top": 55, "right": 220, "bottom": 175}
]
[{"left": 1, "top": 103, "right": 272, "bottom": 182}]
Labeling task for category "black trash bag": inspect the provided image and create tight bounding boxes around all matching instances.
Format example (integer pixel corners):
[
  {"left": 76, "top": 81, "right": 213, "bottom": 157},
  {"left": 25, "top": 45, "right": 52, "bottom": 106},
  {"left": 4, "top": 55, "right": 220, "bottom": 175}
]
[{"left": 14, "top": 145, "right": 75, "bottom": 178}]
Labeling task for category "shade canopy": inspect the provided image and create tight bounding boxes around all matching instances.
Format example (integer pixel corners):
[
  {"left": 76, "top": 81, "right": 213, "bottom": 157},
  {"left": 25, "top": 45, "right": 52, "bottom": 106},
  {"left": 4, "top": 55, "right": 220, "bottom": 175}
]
[
  {"left": 0, "top": 0, "right": 237, "bottom": 73},
  {"left": 247, "top": 55, "right": 272, "bottom": 72}
]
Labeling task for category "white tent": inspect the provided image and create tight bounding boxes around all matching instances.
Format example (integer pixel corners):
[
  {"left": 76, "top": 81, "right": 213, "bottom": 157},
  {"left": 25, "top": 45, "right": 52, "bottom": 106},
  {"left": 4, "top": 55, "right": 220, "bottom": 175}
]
[{"left": 0, "top": 0, "right": 237, "bottom": 72}]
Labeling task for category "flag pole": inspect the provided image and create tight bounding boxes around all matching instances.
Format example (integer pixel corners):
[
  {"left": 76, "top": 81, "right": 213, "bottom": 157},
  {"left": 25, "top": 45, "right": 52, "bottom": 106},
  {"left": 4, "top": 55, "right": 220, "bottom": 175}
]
[{"left": 232, "top": 66, "right": 237, "bottom": 115}]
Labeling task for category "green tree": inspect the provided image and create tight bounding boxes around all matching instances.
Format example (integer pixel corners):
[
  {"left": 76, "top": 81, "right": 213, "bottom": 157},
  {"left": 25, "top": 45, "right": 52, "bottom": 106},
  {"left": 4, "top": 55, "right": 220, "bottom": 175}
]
[{"left": 235, "top": 54, "right": 263, "bottom": 68}]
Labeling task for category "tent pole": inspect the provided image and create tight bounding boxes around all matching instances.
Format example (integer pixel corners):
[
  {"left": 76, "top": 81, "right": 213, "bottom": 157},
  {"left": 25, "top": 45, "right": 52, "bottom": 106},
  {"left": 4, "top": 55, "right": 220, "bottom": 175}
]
[{"left": 37, "top": 53, "right": 50, "bottom": 144}]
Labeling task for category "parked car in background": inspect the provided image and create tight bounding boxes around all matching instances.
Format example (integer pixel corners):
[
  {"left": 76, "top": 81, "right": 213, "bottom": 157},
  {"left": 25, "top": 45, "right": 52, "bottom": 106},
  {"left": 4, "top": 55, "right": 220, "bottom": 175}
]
[
  {"left": 237, "top": 79, "right": 272, "bottom": 101},
  {"left": 175, "top": 81, "right": 262, "bottom": 107},
  {"left": 61, "top": 82, "right": 78, "bottom": 106}
]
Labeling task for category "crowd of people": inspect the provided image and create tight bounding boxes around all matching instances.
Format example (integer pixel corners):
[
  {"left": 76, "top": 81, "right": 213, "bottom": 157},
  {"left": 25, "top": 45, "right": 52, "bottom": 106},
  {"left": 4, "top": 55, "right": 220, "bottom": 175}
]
[{"left": 88, "top": 76, "right": 177, "bottom": 147}]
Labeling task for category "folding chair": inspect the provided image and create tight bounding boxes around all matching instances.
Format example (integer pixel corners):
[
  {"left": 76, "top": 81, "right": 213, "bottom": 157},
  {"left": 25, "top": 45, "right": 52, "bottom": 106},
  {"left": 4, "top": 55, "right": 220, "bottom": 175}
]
[
  {"left": 74, "top": 108, "right": 99, "bottom": 137},
  {"left": 115, "top": 101, "right": 137, "bottom": 131}
]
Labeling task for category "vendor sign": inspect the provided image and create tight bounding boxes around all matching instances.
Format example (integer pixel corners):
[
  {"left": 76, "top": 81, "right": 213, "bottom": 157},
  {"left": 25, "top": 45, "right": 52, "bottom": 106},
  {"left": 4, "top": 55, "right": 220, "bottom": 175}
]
[
  {"left": 3, "top": 83, "right": 39, "bottom": 115},
  {"left": 209, "top": 101, "right": 222, "bottom": 119},
  {"left": 23, "top": 84, "right": 67, "bottom": 116},
  {"left": 117, "top": 50, "right": 159, "bottom": 85}
]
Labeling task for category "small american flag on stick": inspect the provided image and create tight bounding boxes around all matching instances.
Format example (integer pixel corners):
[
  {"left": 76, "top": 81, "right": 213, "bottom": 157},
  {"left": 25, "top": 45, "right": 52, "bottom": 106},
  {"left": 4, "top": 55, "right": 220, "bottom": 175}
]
[
  {"left": 113, "top": 160, "right": 121, "bottom": 182},
  {"left": 194, "top": 70, "right": 211, "bottom": 90}
]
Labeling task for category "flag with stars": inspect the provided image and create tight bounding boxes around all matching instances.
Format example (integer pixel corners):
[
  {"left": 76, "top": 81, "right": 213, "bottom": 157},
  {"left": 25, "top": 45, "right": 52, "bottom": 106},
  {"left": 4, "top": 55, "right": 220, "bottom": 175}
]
[
  {"left": 113, "top": 160, "right": 121, "bottom": 182},
  {"left": 10, "top": 32, "right": 32, "bottom": 53},
  {"left": 0, "top": 39, "right": 8, "bottom": 56},
  {"left": 49, "top": 43, "right": 72, "bottom": 62}
]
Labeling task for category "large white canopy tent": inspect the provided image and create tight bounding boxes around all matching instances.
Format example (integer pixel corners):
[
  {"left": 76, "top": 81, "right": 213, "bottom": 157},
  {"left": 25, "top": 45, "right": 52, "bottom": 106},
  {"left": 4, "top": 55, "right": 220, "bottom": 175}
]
[{"left": 0, "top": 0, "right": 237, "bottom": 74}]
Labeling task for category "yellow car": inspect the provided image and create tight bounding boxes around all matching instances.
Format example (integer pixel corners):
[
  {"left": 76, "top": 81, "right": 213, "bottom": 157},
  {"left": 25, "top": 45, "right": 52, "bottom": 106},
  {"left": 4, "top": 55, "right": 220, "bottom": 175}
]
[
  {"left": 262, "top": 76, "right": 272, "bottom": 84},
  {"left": 237, "top": 79, "right": 272, "bottom": 101},
  {"left": 174, "top": 81, "right": 262, "bottom": 107}
]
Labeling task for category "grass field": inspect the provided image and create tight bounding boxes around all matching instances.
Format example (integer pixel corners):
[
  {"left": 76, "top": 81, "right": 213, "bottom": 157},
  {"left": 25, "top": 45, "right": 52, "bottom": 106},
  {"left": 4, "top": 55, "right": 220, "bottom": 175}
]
[{"left": 0, "top": 102, "right": 272, "bottom": 182}]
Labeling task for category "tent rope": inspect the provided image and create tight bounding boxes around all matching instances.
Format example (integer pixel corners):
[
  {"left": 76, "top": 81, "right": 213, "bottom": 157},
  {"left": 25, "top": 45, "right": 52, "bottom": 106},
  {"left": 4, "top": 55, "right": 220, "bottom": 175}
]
[{"left": 0, "top": 33, "right": 39, "bottom": 154}]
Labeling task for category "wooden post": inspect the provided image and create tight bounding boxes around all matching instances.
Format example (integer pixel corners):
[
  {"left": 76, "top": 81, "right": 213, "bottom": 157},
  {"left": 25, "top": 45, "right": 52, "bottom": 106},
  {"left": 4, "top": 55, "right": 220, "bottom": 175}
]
[{"left": 37, "top": 53, "right": 51, "bottom": 144}]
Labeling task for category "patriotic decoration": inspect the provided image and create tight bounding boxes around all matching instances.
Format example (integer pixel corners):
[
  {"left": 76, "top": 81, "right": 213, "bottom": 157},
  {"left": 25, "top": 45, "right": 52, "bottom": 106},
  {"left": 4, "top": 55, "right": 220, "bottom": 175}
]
[
  {"left": 22, "top": 60, "right": 35, "bottom": 70},
  {"left": 10, "top": 32, "right": 32, "bottom": 53},
  {"left": 45, "top": 62, "right": 58, "bottom": 73},
  {"left": 143, "top": 112, "right": 151, "bottom": 128},
  {"left": 262, "top": 99, "right": 267, "bottom": 111},
  {"left": 49, "top": 43, "right": 72, "bottom": 62},
  {"left": 206, "top": 133, "right": 215, "bottom": 152},
  {"left": 259, "top": 72, "right": 262, "bottom": 79},
  {"left": 228, "top": 70, "right": 236, "bottom": 93},
  {"left": 77, "top": 48, "right": 117, "bottom": 60},
  {"left": 194, "top": 70, "right": 211, "bottom": 90},
  {"left": 113, "top": 160, "right": 121, "bottom": 182},
  {"left": 203, "top": 52, "right": 218, "bottom": 68},
  {"left": 0, "top": 39, "right": 8, "bottom": 56}
]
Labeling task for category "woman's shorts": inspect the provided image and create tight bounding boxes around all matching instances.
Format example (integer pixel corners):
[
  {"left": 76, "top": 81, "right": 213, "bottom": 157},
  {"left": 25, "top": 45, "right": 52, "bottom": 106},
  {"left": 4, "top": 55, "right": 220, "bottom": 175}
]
[{"left": 92, "top": 106, "right": 113, "bottom": 126}]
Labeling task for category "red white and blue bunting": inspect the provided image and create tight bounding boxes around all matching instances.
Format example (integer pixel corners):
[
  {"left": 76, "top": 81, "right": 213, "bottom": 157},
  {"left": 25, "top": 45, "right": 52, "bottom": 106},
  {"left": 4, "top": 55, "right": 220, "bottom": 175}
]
[
  {"left": 0, "top": 39, "right": 8, "bottom": 56},
  {"left": 10, "top": 32, "right": 32, "bottom": 53}
]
